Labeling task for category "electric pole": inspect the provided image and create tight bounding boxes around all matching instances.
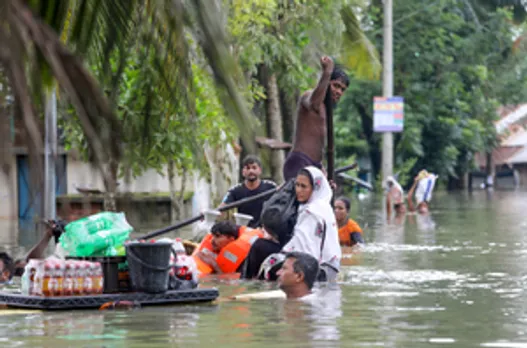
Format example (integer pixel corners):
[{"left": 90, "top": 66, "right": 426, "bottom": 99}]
[
  {"left": 381, "top": 0, "right": 393, "bottom": 182},
  {"left": 44, "top": 89, "right": 57, "bottom": 220}
]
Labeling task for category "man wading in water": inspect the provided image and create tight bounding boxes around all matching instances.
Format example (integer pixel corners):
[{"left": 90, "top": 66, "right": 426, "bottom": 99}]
[{"left": 283, "top": 56, "right": 350, "bottom": 181}]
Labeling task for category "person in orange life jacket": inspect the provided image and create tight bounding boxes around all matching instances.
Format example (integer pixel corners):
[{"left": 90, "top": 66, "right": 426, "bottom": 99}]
[
  {"left": 277, "top": 252, "right": 319, "bottom": 300},
  {"left": 194, "top": 220, "right": 263, "bottom": 274},
  {"left": 334, "top": 197, "right": 363, "bottom": 247},
  {"left": 195, "top": 221, "right": 238, "bottom": 274},
  {"left": 241, "top": 206, "right": 283, "bottom": 280},
  {"left": 220, "top": 155, "right": 277, "bottom": 228}
]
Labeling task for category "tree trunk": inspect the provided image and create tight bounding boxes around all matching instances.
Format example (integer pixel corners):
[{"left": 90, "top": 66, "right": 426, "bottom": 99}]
[
  {"left": 168, "top": 160, "right": 177, "bottom": 223},
  {"left": 168, "top": 160, "right": 187, "bottom": 223},
  {"left": 265, "top": 73, "right": 285, "bottom": 183},
  {"left": 103, "top": 160, "right": 118, "bottom": 211},
  {"left": 485, "top": 152, "right": 494, "bottom": 189},
  {"left": 280, "top": 89, "right": 297, "bottom": 143}
]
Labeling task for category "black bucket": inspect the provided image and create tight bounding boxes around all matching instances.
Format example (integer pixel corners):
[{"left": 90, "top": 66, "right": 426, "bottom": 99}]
[{"left": 125, "top": 241, "right": 173, "bottom": 293}]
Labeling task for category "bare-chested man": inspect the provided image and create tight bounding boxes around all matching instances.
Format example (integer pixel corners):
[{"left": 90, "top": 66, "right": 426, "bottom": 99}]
[{"left": 283, "top": 56, "right": 350, "bottom": 181}]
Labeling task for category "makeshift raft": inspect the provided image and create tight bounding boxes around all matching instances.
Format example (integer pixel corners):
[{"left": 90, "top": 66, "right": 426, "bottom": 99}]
[{"left": 0, "top": 288, "right": 219, "bottom": 310}]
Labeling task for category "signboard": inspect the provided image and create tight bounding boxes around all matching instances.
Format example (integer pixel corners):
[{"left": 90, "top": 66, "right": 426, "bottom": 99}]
[{"left": 373, "top": 96, "right": 404, "bottom": 132}]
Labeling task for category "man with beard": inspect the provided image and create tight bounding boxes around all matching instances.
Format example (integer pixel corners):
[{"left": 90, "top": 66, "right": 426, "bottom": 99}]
[
  {"left": 283, "top": 56, "right": 350, "bottom": 181},
  {"left": 220, "top": 155, "right": 276, "bottom": 228}
]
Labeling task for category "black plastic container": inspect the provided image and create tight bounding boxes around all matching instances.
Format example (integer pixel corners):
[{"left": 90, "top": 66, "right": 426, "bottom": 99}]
[
  {"left": 66, "top": 256, "right": 126, "bottom": 293},
  {"left": 125, "top": 241, "right": 173, "bottom": 294}
]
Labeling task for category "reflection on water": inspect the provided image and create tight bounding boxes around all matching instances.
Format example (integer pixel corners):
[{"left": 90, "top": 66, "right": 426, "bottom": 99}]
[{"left": 1, "top": 190, "right": 527, "bottom": 347}]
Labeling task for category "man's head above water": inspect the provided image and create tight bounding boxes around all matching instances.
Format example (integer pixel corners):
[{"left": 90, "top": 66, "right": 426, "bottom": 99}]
[
  {"left": 210, "top": 221, "right": 239, "bottom": 253},
  {"left": 277, "top": 252, "right": 319, "bottom": 299},
  {"left": 241, "top": 155, "right": 263, "bottom": 183}
]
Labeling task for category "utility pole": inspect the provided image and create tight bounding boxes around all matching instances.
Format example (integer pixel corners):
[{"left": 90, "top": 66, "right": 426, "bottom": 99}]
[
  {"left": 44, "top": 89, "right": 57, "bottom": 220},
  {"left": 381, "top": 0, "right": 393, "bottom": 182}
]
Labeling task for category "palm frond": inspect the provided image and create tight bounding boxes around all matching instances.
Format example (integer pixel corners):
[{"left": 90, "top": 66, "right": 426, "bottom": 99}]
[
  {"left": 8, "top": 0, "right": 122, "bottom": 190},
  {"left": 187, "top": 0, "right": 256, "bottom": 154},
  {"left": 340, "top": 5, "right": 381, "bottom": 80}
]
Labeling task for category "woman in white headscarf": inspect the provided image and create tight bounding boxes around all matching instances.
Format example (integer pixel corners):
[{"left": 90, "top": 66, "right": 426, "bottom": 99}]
[{"left": 282, "top": 166, "right": 341, "bottom": 282}]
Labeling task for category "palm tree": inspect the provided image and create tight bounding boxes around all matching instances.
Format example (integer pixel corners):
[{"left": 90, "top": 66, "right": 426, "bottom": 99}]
[
  {"left": 0, "top": 0, "right": 256, "bottom": 209},
  {"left": 0, "top": 0, "right": 380, "bottom": 210}
]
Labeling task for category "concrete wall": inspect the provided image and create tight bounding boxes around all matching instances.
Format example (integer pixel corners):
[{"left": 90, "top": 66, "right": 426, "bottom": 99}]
[
  {"left": 66, "top": 158, "right": 189, "bottom": 194},
  {"left": 0, "top": 156, "right": 17, "bottom": 219},
  {"left": 0, "top": 156, "right": 19, "bottom": 246},
  {"left": 515, "top": 164, "right": 527, "bottom": 187}
]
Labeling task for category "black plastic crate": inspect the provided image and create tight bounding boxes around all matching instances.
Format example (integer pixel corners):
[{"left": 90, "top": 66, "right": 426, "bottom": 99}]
[{"left": 0, "top": 288, "right": 219, "bottom": 310}]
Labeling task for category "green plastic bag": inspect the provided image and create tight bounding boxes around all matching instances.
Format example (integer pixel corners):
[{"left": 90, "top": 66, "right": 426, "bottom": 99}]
[{"left": 59, "top": 212, "right": 133, "bottom": 257}]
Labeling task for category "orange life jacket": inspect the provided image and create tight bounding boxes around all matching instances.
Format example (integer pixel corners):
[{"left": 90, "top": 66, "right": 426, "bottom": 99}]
[
  {"left": 338, "top": 219, "right": 363, "bottom": 247},
  {"left": 192, "top": 226, "right": 264, "bottom": 275},
  {"left": 192, "top": 233, "right": 215, "bottom": 275}
]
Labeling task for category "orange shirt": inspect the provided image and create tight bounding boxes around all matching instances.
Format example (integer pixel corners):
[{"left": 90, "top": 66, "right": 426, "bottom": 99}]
[{"left": 338, "top": 219, "right": 363, "bottom": 246}]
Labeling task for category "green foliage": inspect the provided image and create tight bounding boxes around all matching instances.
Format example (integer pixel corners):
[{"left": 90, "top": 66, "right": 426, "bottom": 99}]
[
  {"left": 334, "top": 0, "right": 526, "bottom": 187},
  {"left": 61, "top": 23, "right": 235, "bottom": 180}
]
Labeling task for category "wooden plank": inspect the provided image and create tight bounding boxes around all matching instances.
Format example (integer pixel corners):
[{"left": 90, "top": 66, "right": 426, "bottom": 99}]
[{"left": 255, "top": 137, "right": 292, "bottom": 150}]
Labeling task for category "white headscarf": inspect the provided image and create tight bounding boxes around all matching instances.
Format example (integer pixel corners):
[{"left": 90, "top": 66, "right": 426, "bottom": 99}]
[
  {"left": 385, "top": 175, "right": 404, "bottom": 204},
  {"left": 282, "top": 166, "right": 341, "bottom": 271},
  {"left": 300, "top": 166, "right": 334, "bottom": 219}
]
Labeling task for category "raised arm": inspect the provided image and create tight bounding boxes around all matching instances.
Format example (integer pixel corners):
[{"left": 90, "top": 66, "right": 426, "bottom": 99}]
[
  {"left": 25, "top": 224, "right": 54, "bottom": 261},
  {"left": 407, "top": 178, "right": 418, "bottom": 212},
  {"left": 301, "top": 56, "right": 334, "bottom": 112}
]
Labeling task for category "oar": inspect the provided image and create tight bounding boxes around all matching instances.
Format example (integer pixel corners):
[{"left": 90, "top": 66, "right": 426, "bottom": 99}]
[
  {"left": 140, "top": 163, "right": 358, "bottom": 240},
  {"left": 325, "top": 87, "right": 335, "bottom": 184}
]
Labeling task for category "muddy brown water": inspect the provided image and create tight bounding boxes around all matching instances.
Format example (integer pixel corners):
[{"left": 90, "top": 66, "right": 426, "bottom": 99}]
[{"left": 1, "top": 190, "right": 527, "bottom": 347}]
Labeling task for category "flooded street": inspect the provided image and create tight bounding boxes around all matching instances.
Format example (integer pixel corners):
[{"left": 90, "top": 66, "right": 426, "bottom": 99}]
[{"left": 1, "top": 190, "right": 527, "bottom": 347}]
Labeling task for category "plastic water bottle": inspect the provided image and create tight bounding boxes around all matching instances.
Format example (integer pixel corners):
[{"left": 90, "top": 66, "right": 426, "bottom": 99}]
[
  {"left": 21, "top": 260, "right": 41, "bottom": 295},
  {"left": 82, "top": 261, "right": 93, "bottom": 295},
  {"left": 54, "top": 261, "right": 65, "bottom": 296},
  {"left": 93, "top": 262, "right": 104, "bottom": 294},
  {"left": 63, "top": 261, "right": 74, "bottom": 296},
  {"left": 41, "top": 261, "right": 54, "bottom": 297},
  {"left": 73, "top": 262, "right": 84, "bottom": 295}
]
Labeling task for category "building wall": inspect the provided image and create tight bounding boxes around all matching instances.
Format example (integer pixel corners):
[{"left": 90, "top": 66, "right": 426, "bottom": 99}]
[
  {"left": 515, "top": 164, "right": 527, "bottom": 187},
  {"left": 66, "top": 158, "right": 189, "bottom": 194},
  {"left": 0, "top": 156, "right": 18, "bottom": 219},
  {"left": 0, "top": 156, "right": 19, "bottom": 246}
]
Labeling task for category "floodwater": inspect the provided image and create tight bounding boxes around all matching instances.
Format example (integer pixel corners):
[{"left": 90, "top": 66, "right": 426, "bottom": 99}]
[{"left": 2, "top": 189, "right": 527, "bottom": 347}]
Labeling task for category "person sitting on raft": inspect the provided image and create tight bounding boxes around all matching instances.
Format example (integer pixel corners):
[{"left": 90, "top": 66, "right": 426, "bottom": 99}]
[
  {"left": 281, "top": 166, "right": 341, "bottom": 282},
  {"left": 0, "top": 220, "right": 67, "bottom": 281},
  {"left": 277, "top": 252, "right": 319, "bottom": 300},
  {"left": 0, "top": 252, "right": 15, "bottom": 284},
  {"left": 334, "top": 196, "right": 364, "bottom": 247},
  {"left": 192, "top": 221, "right": 263, "bottom": 276}
]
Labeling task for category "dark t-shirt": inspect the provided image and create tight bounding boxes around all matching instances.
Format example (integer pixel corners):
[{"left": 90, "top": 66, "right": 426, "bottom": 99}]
[
  {"left": 241, "top": 238, "right": 282, "bottom": 279},
  {"left": 222, "top": 180, "right": 277, "bottom": 228}
]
